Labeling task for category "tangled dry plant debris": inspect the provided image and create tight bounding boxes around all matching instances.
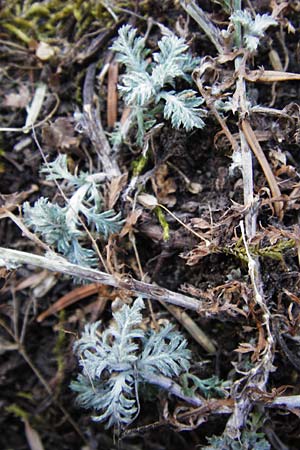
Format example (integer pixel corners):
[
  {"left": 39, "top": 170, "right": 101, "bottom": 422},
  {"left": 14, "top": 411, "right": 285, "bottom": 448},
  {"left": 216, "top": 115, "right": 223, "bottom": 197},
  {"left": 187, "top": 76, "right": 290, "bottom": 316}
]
[{"left": 1, "top": 1, "right": 300, "bottom": 448}]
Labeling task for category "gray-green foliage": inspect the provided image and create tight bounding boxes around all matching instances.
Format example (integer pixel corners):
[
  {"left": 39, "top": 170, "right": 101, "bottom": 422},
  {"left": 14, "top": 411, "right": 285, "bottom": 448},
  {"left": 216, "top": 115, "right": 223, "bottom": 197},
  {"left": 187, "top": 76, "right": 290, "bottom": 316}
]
[
  {"left": 23, "top": 155, "right": 123, "bottom": 267},
  {"left": 71, "top": 298, "right": 191, "bottom": 428},
  {"left": 203, "top": 412, "right": 270, "bottom": 450},
  {"left": 181, "top": 373, "right": 230, "bottom": 399},
  {"left": 111, "top": 25, "right": 205, "bottom": 145},
  {"left": 203, "top": 433, "right": 270, "bottom": 450},
  {"left": 230, "top": 10, "right": 277, "bottom": 52}
]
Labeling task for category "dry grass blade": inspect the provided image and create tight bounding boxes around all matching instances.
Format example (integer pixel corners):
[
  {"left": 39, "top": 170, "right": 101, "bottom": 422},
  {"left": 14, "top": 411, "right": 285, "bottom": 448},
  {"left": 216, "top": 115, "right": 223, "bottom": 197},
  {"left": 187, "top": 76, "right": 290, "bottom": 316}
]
[
  {"left": 36, "top": 283, "right": 109, "bottom": 322},
  {"left": 241, "top": 119, "right": 283, "bottom": 218},
  {"left": 24, "top": 420, "right": 45, "bottom": 450},
  {"left": 246, "top": 70, "right": 300, "bottom": 83},
  {"left": 107, "top": 59, "right": 119, "bottom": 127},
  {"left": 161, "top": 302, "right": 216, "bottom": 353}
]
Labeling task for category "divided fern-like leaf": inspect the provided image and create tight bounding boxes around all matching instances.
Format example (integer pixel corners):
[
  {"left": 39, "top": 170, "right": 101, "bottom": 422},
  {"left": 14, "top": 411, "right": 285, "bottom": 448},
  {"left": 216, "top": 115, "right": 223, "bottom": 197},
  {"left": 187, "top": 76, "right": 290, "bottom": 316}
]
[
  {"left": 161, "top": 90, "right": 206, "bottom": 131},
  {"left": 71, "top": 298, "right": 192, "bottom": 428},
  {"left": 119, "top": 71, "right": 155, "bottom": 106},
  {"left": 23, "top": 198, "right": 80, "bottom": 253},
  {"left": 23, "top": 155, "right": 123, "bottom": 267},
  {"left": 92, "top": 372, "right": 137, "bottom": 427},
  {"left": 64, "top": 239, "right": 97, "bottom": 267},
  {"left": 230, "top": 10, "right": 277, "bottom": 51},
  {"left": 40, "top": 154, "right": 80, "bottom": 186},
  {"left": 111, "top": 24, "right": 149, "bottom": 73},
  {"left": 112, "top": 25, "right": 205, "bottom": 140},
  {"left": 139, "top": 322, "right": 191, "bottom": 377},
  {"left": 152, "top": 35, "right": 188, "bottom": 66},
  {"left": 72, "top": 298, "right": 145, "bottom": 427}
]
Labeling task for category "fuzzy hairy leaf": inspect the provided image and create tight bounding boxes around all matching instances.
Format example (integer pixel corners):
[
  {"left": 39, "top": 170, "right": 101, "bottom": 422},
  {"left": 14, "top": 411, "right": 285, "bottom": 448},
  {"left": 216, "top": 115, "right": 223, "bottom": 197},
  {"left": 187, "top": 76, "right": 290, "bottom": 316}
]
[
  {"left": 251, "top": 13, "right": 277, "bottom": 35},
  {"left": 203, "top": 432, "right": 270, "bottom": 450},
  {"left": 150, "top": 35, "right": 189, "bottom": 88},
  {"left": 119, "top": 71, "right": 155, "bottom": 106},
  {"left": 23, "top": 198, "right": 79, "bottom": 253},
  {"left": 161, "top": 90, "right": 206, "bottom": 131},
  {"left": 181, "top": 373, "right": 230, "bottom": 398},
  {"left": 180, "top": 53, "right": 202, "bottom": 82},
  {"left": 81, "top": 206, "right": 124, "bottom": 239},
  {"left": 72, "top": 298, "right": 145, "bottom": 427},
  {"left": 111, "top": 24, "right": 149, "bottom": 73},
  {"left": 151, "top": 62, "right": 183, "bottom": 89},
  {"left": 231, "top": 10, "right": 277, "bottom": 51},
  {"left": 71, "top": 374, "right": 137, "bottom": 428},
  {"left": 103, "top": 297, "right": 145, "bottom": 362},
  {"left": 112, "top": 25, "right": 206, "bottom": 142},
  {"left": 153, "top": 35, "right": 188, "bottom": 66},
  {"left": 41, "top": 155, "right": 103, "bottom": 204},
  {"left": 40, "top": 154, "right": 80, "bottom": 186},
  {"left": 24, "top": 155, "right": 123, "bottom": 267},
  {"left": 64, "top": 239, "right": 97, "bottom": 267},
  {"left": 71, "top": 298, "right": 192, "bottom": 428},
  {"left": 92, "top": 373, "right": 137, "bottom": 427},
  {"left": 139, "top": 323, "right": 191, "bottom": 377},
  {"left": 23, "top": 198, "right": 98, "bottom": 267}
]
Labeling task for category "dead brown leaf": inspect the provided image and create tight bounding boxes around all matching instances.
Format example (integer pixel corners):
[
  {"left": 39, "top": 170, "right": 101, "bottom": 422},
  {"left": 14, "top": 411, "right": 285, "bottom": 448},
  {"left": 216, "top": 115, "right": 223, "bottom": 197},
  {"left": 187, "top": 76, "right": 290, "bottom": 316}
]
[
  {"left": 152, "top": 164, "right": 177, "bottom": 207},
  {"left": 0, "top": 184, "right": 39, "bottom": 217},
  {"left": 235, "top": 342, "right": 257, "bottom": 354},
  {"left": 4, "top": 85, "right": 30, "bottom": 109},
  {"left": 106, "top": 173, "right": 128, "bottom": 209},
  {"left": 119, "top": 209, "right": 143, "bottom": 237},
  {"left": 42, "top": 117, "right": 80, "bottom": 150}
]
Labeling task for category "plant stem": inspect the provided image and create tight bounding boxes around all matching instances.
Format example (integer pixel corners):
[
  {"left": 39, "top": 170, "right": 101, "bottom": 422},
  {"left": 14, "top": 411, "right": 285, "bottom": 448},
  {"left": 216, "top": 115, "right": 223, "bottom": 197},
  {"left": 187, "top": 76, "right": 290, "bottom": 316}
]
[
  {"left": 0, "top": 247, "right": 203, "bottom": 312},
  {"left": 143, "top": 373, "right": 203, "bottom": 407},
  {"left": 180, "top": 0, "right": 223, "bottom": 54}
]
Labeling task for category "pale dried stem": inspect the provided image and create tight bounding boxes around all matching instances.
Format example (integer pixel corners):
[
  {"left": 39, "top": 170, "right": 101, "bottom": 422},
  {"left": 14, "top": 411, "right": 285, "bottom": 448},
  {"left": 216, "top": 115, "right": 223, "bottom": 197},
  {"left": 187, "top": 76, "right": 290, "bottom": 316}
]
[
  {"left": 144, "top": 373, "right": 204, "bottom": 407},
  {"left": 239, "top": 131, "right": 256, "bottom": 239},
  {"left": 179, "top": 0, "right": 223, "bottom": 54},
  {"left": 83, "top": 63, "right": 121, "bottom": 178},
  {"left": 0, "top": 247, "right": 203, "bottom": 312},
  {"left": 234, "top": 53, "right": 257, "bottom": 239},
  {"left": 241, "top": 119, "right": 283, "bottom": 218},
  {"left": 226, "top": 222, "right": 275, "bottom": 438}
]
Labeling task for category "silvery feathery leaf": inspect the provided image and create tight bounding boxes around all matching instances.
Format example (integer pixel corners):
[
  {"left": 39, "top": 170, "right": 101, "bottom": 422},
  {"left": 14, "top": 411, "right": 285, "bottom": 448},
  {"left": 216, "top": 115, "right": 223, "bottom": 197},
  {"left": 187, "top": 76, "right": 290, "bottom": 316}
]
[
  {"left": 230, "top": 10, "right": 277, "bottom": 52},
  {"left": 23, "top": 198, "right": 97, "bottom": 267},
  {"left": 150, "top": 35, "right": 188, "bottom": 88},
  {"left": 23, "top": 197, "right": 80, "bottom": 253},
  {"left": 71, "top": 298, "right": 192, "bottom": 428},
  {"left": 72, "top": 298, "right": 145, "bottom": 427},
  {"left": 119, "top": 71, "right": 155, "bottom": 106},
  {"left": 152, "top": 35, "right": 188, "bottom": 66},
  {"left": 111, "top": 24, "right": 149, "bottom": 73},
  {"left": 151, "top": 62, "right": 183, "bottom": 89},
  {"left": 64, "top": 239, "right": 97, "bottom": 267},
  {"left": 24, "top": 155, "right": 123, "bottom": 267},
  {"left": 161, "top": 90, "right": 206, "bottom": 131},
  {"left": 40, "top": 154, "right": 80, "bottom": 186},
  {"left": 180, "top": 53, "right": 202, "bottom": 83},
  {"left": 112, "top": 25, "right": 206, "bottom": 140},
  {"left": 41, "top": 154, "right": 102, "bottom": 194},
  {"left": 79, "top": 205, "right": 124, "bottom": 239},
  {"left": 139, "top": 322, "right": 191, "bottom": 377},
  {"left": 202, "top": 433, "right": 270, "bottom": 450}
]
